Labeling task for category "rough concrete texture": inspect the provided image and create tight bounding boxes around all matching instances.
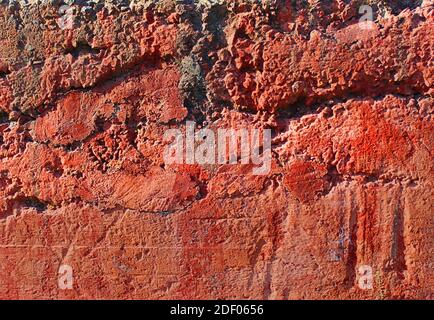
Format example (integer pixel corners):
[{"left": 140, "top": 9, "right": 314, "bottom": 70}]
[{"left": 0, "top": 0, "right": 433, "bottom": 299}]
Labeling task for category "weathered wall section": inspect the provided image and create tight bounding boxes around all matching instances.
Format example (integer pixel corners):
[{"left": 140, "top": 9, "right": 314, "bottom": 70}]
[{"left": 0, "top": 0, "right": 432, "bottom": 299}]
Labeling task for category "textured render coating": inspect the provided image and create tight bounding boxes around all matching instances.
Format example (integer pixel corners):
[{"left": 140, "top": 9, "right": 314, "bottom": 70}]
[{"left": 0, "top": 0, "right": 433, "bottom": 299}]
